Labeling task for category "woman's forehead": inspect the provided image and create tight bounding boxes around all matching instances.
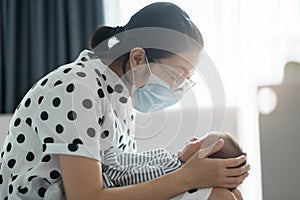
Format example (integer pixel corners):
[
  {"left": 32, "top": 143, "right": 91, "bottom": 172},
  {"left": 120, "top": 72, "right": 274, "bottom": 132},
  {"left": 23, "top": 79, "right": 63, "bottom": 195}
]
[{"left": 171, "top": 52, "right": 199, "bottom": 73}]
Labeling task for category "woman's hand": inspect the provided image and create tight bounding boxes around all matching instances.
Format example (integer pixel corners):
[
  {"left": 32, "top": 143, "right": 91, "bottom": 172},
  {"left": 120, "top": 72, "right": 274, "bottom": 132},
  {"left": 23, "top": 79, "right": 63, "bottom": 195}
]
[
  {"left": 179, "top": 139, "right": 250, "bottom": 190},
  {"left": 178, "top": 133, "right": 222, "bottom": 162},
  {"left": 178, "top": 137, "right": 202, "bottom": 162}
]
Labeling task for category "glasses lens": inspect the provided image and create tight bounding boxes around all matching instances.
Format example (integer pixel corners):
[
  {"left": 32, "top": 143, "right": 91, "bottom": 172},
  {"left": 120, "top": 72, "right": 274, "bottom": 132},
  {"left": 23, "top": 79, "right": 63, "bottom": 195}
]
[
  {"left": 172, "top": 77, "right": 186, "bottom": 90},
  {"left": 172, "top": 77, "right": 195, "bottom": 93},
  {"left": 153, "top": 61, "right": 196, "bottom": 92}
]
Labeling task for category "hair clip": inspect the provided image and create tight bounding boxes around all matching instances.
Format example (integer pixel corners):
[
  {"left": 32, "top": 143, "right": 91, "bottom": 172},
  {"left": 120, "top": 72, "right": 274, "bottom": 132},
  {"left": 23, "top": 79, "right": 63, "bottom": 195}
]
[{"left": 107, "top": 36, "right": 120, "bottom": 50}]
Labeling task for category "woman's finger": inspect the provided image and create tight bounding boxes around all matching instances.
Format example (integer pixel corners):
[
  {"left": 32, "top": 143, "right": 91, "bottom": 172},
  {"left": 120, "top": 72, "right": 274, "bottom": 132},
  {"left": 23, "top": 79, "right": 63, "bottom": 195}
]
[
  {"left": 221, "top": 171, "right": 249, "bottom": 188},
  {"left": 242, "top": 172, "right": 249, "bottom": 180},
  {"left": 223, "top": 175, "right": 244, "bottom": 187},
  {"left": 204, "top": 138, "right": 224, "bottom": 157},
  {"left": 179, "top": 140, "right": 203, "bottom": 162},
  {"left": 225, "top": 164, "right": 250, "bottom": 177},
  {"left": 222, "top": 155, "right": 247, "bottom": 168},
  {"left": 185, "top": 137, "right": 199, "bottom": 144}
]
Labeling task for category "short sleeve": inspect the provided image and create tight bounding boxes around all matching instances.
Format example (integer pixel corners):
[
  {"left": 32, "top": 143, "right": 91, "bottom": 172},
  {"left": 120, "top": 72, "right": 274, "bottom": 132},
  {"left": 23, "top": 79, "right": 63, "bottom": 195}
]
[{"left": 33, "top": 75, "right": 104, "bottom": 161}]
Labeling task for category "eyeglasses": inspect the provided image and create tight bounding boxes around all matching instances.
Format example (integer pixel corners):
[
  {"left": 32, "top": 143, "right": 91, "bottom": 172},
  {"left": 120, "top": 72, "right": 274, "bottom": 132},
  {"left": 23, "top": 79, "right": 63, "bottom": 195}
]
[
  {"left": 162, "top": 66, "right": 196, "bottom": 93},
  {"left": 151, "top": 58, "right": 196, "bottom": 93}
]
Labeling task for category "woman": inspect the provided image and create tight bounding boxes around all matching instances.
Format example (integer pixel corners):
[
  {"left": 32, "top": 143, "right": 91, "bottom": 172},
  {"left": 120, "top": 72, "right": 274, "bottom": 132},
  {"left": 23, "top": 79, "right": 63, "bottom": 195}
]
[{"left": 0, "top": 2, "right": 249, "bottom": 199}]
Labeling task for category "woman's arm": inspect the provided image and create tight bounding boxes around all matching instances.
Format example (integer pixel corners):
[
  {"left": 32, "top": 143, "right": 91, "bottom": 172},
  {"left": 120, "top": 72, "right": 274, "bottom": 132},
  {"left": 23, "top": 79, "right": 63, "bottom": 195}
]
[
  {"left": 59, "top": 139, "right": 249, "bottom": 200},
  {"left": 59, "top": 154, "right": 189, "bottom": 200}
]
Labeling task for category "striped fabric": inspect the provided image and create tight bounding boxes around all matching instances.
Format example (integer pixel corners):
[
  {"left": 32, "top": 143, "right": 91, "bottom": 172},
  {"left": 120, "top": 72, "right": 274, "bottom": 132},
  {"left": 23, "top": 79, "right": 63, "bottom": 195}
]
[{"left": 101, "top": 147, "right": 183, "bottom": 187}]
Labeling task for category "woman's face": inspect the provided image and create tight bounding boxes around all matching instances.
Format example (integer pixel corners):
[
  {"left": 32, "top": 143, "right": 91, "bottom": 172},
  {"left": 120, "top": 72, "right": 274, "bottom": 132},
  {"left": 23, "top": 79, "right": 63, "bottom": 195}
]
[
  {"left": 151, "top": 52, "right": 197, "bottom": 81},
  {"left": 129, "top": 48, "right": 199, "bottom": 91},
  {"left": 146, "top": 52, "right": 199, "bottom": 93}
]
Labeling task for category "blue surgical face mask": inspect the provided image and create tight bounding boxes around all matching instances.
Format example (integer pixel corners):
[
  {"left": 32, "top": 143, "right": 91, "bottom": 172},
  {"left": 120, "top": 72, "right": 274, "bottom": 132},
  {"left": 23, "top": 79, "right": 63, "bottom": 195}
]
[{"left": 131, "top": 57, "right": 183, "bottom": 113}]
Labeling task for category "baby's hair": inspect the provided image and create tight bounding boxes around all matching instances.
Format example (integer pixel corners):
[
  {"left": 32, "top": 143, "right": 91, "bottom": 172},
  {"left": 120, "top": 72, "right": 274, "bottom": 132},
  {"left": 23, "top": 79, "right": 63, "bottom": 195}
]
[{"left": 209, "top": 132, "right": 245, "bottom": 159}]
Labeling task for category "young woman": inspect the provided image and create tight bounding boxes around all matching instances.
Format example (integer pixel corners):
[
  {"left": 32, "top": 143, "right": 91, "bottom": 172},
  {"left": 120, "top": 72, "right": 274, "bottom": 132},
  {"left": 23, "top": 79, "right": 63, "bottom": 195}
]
[{"left": 0, "top": 2, "right": 249, "bottom": 199}]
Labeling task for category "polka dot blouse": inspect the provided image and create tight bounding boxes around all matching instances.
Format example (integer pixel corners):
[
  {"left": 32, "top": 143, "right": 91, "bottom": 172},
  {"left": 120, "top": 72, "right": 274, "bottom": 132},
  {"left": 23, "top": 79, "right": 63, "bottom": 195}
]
[{"left": 0, "top": 50, "right": 137, "bottom": 199}]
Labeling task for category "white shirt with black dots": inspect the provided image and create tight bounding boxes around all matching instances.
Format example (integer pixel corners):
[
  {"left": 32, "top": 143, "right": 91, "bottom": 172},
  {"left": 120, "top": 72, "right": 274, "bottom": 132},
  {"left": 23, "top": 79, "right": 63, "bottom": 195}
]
[
  {"left": 0, "top": 50, "right": 211, "bottom": 200},
  {"left": 0, "top": 50, "right": 135, "bottom": 199}
]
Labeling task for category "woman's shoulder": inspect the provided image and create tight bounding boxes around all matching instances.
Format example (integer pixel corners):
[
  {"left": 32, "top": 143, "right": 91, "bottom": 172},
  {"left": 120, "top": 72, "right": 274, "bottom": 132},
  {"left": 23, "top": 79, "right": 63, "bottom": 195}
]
[
  {"left": 32, "top": 50, "right": 105, "bottom": 92},
  {"left": 14, "top": 50, "right": 108, "bottom": 114}
]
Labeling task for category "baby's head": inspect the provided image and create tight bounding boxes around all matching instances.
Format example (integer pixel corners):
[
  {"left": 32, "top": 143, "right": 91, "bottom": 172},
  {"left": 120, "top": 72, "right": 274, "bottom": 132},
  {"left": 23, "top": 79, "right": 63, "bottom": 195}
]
[
  {"left": 207, "top": 132, "right": 246, "bottom": 190},
  {"left": 208, "top": 132, "right": 246, "bottom": 161}
]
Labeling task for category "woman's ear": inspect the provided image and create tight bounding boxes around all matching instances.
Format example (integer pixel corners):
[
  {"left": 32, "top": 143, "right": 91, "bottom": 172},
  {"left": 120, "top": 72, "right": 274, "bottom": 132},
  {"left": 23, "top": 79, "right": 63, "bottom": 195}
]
[{"left": 129, "top": 47, "right": 146, "bottom": 70}]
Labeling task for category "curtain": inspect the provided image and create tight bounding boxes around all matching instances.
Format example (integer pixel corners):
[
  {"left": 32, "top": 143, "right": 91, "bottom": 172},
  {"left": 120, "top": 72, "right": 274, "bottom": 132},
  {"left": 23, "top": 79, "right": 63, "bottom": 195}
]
[{"left": 0, "top": 0, "right": 104, "bottom": 113}]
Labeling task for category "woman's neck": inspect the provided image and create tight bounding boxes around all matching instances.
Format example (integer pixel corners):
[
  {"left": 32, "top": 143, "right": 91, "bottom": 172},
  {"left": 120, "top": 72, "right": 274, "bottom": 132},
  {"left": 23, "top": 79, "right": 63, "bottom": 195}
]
[{"left": 108, "top": 59, "right": 133, "bottom": 94}]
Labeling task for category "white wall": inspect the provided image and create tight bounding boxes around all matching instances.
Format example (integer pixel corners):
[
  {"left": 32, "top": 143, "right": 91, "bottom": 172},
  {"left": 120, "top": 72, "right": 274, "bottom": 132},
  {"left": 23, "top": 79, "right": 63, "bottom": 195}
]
[{"left": 135, "top": 107, "right": 238, "bottom": 153}]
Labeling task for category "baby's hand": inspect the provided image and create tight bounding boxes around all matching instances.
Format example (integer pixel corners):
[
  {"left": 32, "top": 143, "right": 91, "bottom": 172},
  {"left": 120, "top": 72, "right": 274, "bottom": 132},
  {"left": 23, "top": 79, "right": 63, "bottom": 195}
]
[{"left": 178, "top": 137, "right": 203, "bottom": 163}]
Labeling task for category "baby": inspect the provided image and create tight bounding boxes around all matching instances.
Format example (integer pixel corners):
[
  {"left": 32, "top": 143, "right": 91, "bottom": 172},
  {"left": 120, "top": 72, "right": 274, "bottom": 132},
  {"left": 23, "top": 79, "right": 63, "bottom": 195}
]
[
  {"left": 178, "top": 131, "right": 246, "bottom": 192},
  {"left": 100, "top": 131, "right": 245, "bottom": 196}
]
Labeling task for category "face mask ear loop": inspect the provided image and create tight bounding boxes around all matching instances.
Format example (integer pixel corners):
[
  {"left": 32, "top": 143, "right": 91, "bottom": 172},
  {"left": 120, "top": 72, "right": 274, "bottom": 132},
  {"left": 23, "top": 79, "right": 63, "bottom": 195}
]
[
  {"left": 145, "top": 56, "right": 153, "bottom": 74},
  {"left": 132, "top": 56, "right": 151, "bottom": 88},
  {"left": 131, "top": 56, "right": 153, "bottom": 95},
  {"left": 131, "top": 67, "right": 137, "bottom": 88}
]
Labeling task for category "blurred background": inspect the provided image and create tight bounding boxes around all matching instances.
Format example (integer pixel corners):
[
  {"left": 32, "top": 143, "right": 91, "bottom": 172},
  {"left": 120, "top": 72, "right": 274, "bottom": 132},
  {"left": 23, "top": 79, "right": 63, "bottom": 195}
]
[{"left": 1, "top": 0, "right": 300, "bottom": 199}]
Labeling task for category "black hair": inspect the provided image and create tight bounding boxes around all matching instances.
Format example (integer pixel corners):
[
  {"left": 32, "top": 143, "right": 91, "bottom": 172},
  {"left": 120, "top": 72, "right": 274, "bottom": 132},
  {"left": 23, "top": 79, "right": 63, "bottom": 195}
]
[{"left": 89, "top": 2, "right": 204, "bottom": 73}]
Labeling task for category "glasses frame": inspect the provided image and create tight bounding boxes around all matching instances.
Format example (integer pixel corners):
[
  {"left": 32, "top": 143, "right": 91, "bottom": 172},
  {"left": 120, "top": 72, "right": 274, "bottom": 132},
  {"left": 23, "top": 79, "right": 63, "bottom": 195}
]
[{"left": 151, "top": 58, "right": 196, "bottom": 93}]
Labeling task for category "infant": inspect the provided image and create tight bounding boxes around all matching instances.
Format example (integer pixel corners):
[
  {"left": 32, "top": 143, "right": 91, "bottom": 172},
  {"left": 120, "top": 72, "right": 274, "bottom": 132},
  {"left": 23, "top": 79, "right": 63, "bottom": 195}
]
[
  {"left": 178, "top": 131, "right": 246, "bottom": 192},
  {"left": 100, "top": 131, "right": 245, "bottom": 194}
]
